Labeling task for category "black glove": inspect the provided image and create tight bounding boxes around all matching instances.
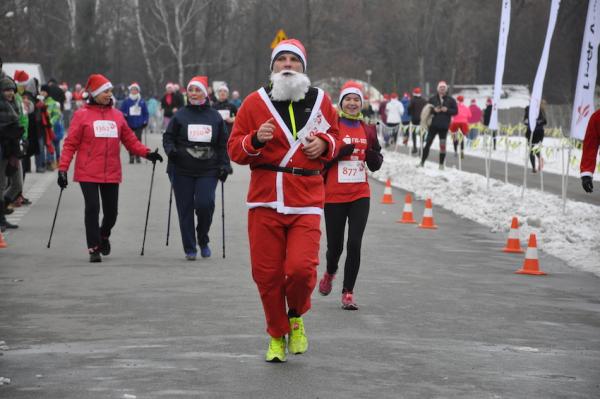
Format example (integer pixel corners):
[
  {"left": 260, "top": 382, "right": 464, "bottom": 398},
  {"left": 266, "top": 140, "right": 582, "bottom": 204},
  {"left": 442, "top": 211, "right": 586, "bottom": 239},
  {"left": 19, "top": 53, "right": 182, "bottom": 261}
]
[
  {"left": 338, "top": 143, "right": 356, "bottom": 157},
  {"left": 218, "top": 166, "right": 232, "bottom": 183},
  {"left": 146, "top": 149, "right": 163, "bottom": 164},
  {"left": 167, "top": 150, "right": 178, "bottom": 163},
  {"left": 582, "top": 176, "right": 593, "bottom": 193},
  {"left": 57, "top": 171, "right": 68, "bottom": 189}
]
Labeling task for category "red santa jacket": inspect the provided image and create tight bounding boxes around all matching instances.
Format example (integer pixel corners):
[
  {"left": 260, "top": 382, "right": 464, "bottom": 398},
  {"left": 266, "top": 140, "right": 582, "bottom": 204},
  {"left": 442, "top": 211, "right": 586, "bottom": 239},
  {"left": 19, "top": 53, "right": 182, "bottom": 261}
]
[
  {"left": 59, "top": 102, "right": 150, "bottom": 183},
  {"left": 228, "top": 87, "right": 339, "bottom": 215},
  {"left": 581, "top": 109, "right": 600, "bottom": 178}
]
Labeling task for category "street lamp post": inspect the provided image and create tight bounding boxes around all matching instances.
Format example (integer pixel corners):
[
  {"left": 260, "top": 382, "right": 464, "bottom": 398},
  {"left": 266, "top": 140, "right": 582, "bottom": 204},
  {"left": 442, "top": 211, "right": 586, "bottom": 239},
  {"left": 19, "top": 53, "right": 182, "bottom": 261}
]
[{"left": 365, "top": 69, "right": 372, "bottom": 98}]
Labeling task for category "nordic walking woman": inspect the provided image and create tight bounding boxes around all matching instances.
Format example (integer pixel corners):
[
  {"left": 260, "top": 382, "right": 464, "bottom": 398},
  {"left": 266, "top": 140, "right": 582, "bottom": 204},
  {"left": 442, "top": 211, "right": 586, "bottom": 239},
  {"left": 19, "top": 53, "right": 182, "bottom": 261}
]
[
  {"left": 57, "top": 74, "right": 163, "bottom": 262},
  {"left": 318, "top": 81, "right": 383, "bottom": 310},
  {"left": 162, "top": 76, "right": 232, "bottom": 260}
]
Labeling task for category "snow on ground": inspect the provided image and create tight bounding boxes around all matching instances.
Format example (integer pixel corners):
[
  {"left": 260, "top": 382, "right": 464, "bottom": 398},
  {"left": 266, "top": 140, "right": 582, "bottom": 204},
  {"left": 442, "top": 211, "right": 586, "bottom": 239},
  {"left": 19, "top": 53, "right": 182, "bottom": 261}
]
[
  {"left": 393, "top": 133, "right": 600, "bottom": 181},
  {"left": 372, "top": 150, "right": 600, "bottom": 276}
]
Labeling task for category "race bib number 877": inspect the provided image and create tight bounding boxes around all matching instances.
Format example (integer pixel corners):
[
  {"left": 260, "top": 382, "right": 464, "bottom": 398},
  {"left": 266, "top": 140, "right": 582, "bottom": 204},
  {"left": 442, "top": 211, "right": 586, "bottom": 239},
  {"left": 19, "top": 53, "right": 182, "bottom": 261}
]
[{"left": 338, "top": 160, "right": 366, "bottom": 183}]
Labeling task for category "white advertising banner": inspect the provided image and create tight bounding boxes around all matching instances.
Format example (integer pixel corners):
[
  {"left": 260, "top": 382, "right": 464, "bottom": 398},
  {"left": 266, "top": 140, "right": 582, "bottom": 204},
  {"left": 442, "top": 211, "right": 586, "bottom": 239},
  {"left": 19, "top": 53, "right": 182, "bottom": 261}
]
[
  {"left": 570, "top": 0, "right": 600, "bottom": 140},
  {"left": 489, "top": 0, "right": 511, "bottom": 131},
  {"left": 529, "top": 0, "right": 561, "bottom": 133}
]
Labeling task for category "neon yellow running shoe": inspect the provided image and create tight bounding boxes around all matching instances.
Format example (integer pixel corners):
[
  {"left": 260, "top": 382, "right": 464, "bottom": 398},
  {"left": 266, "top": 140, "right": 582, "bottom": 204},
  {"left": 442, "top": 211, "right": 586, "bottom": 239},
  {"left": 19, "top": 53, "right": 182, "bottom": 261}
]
[
  {"left": 288, "top": 317, "right": 308, "bottom": 354},
  {"left": 265, "top": 336, "right": 287, "bottom": 363}
]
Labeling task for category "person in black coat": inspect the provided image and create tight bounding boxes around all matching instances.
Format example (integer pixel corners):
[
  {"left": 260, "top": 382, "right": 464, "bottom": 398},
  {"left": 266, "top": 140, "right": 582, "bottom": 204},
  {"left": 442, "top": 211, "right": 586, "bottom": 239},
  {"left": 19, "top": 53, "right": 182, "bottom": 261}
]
[
  {"left": 419, "top": 81, "right": 457, "bottom": 169},
  {"left": 408, "top": 87, "right": 427, "bottom": 154},
  {"left": 482, "top": 97, "right": 497, "bottom": 150},
  {"left": 524, "top": 103, "right": 547, "bottom": 173},
  {"left": 162, "top": 76, "right": 232, "bottom": 260}
]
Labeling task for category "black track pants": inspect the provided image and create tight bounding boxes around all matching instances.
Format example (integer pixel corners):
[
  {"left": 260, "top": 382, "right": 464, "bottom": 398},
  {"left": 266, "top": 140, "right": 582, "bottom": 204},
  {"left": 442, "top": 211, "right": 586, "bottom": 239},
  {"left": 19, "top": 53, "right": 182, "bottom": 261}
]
[
  {"left": 324, "top": 197, "right": 370, "bottom": 292},
  {"left": 80, "top": 182, "right": 119, "bottom": 250}
]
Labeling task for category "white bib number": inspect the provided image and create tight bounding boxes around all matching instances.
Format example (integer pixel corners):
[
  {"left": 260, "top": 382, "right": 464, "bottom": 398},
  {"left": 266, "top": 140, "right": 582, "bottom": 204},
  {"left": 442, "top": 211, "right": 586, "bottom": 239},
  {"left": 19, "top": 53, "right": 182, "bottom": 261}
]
[
  {"left": 338, "top": 160, "right": 366, "bottom": 183},
  {"left": 187, "top": 124, "right": 212, "bottom": 142},
  {"left": 298, "top": 110, "right": 331, "bottom": 145},
  {"left": 93, "top": 120, "right": 118, "bottom": 138},
  {"left": 218, "top": 110, "right": 231, "bottom": 120},
  {"left": 129, "top": 105, "right": 141, "bottom": 116}
]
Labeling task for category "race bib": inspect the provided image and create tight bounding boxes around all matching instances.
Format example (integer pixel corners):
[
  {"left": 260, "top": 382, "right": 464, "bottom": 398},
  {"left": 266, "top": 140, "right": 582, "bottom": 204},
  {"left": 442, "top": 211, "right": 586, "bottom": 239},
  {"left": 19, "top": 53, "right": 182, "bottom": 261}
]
[
  {"left": 218, "top": 110, "right": 231, "bottom": 120},
  {"left": 93, "top": 120, "right": 118, "bottom": 138},
  {"left": 129, "top": 105, "right": 141, "bottom": 116},
  {"left": 187, "top": 124, "right": 212, "bottom": 142},
  {"left": 298, "top": 110, "right": 331, "bottom": 144},
  {"left": 338, "top": 160, "right": 366, "bottom": 183}
]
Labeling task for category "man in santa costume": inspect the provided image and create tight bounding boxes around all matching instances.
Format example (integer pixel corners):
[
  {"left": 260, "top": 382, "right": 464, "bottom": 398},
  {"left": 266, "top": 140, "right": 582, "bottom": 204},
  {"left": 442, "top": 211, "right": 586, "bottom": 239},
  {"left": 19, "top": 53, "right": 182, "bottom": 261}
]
[
  {"left": 581, "top": 109, "right": 600, "bottom": 193},
  {"left": 228, "top": 39, "right": 339, "bottom": 363}
]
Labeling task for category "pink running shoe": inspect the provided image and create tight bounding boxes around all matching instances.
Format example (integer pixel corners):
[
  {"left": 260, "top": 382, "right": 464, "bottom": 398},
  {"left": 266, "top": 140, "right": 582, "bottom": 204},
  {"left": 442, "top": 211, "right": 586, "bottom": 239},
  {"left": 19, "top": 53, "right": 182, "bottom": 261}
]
[
  {"left": 318, "top": 272, "right": 335, "bottom": 296},
  {"left": 341, "top": 291, "right": 358, "bottom": 310}
]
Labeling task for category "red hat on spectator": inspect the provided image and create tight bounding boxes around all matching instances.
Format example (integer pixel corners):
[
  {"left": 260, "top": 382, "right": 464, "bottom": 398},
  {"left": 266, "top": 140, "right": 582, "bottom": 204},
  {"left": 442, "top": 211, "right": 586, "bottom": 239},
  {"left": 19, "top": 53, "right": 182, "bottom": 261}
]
[
  {"left": 383, "top": 93, "right": 390, "bottom": 101},
  {"left": 457, "top": 95, "right": 464, "bottom": 102},
  {"left": 128, "top": 82, "right": 141, "bottom": 91},
  {"left": 486, "top": 97, "right": 492, "bottom": 105},
  {"left": 13, "top": 70, "right": 29, "bottom": 84},
  {"left": 413, "top": 87, "right": 421, "bottom": 96},
  {"left": 187, "top": 76, "right": 208, "bottom": 97},
  {"left": 85, "top": 74, "right": 113, "bottom": 97},
  {"left": 391, "top": 92, "right": 399, "bottom": 99}
]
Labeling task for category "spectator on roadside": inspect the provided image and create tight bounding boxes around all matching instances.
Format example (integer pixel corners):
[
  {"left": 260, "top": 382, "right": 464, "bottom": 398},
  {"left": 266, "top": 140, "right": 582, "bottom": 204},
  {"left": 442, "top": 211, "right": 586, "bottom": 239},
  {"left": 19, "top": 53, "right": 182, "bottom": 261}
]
[
  {"left": 400, "top": 92, "right": 411, "bottom": 145},
  {"left": 408, "top": 87, "right": 427, "bottom": 154},
  {"left": 384, "top": 93, "right": 404, "bottom": 147},
  {"left": 60, "top": 82, "right": 73, "bottom": 129},
  {"left": 40, "top": 84, "right": 63, "bottom": 171},
  {"left": 467, "top": 99, "right": 482, "bottom": 146},
  {"left": 72, "top": 83, "right": 85, "bottom": 110},
  {"left": 46, "top": 78, "right": 66, "bottom": 110},
  {"left": 523, "top": 102, "right": 547, "bottom": 173},
  {"left": 483, "top": 97, "right": 496, "bottom": 150},
  {"left": 581, "top": 109, "right": 600, "bottom": 193}
]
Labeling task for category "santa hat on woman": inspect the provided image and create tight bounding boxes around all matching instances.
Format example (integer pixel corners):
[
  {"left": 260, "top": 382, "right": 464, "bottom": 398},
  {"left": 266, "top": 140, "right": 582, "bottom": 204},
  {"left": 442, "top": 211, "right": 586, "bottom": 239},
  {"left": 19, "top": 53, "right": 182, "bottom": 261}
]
[
  {"left": 457, "top": 95, "right": 464, "bottom": 102},
  {"left": 412, "top": 87, "right": 422, "bottom": 96},
  {"left": 13, "top": 70, "right": 30, "bottom": 85},
  {"left": 187, "top": 76, "right": 208, "bottom": 97},
  {"left": 338, "top": 81, "right": 364, "bottom": 107},
  {"left": 270, "top": 39, "right": 307, "bottom": 72},
  {"left": 85, "top": 74, "right": 113, "bottom": 97},
  {"left": 129, "top": 82, "right": 141, "bottom": 92}
]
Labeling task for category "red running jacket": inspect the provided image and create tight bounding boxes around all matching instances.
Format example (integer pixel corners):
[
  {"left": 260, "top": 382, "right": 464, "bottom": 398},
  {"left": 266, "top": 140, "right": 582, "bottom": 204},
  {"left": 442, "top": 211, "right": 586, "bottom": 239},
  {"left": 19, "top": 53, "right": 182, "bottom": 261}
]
[{"left": 58, "top": 103, "right": 150, "bottom": 183}]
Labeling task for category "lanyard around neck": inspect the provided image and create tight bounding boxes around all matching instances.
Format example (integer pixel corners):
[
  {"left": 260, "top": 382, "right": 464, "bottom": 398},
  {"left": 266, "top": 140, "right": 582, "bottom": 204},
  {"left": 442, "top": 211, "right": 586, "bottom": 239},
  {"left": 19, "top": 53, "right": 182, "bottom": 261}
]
[{"left": 288, "top": 101, "right": 297, "bottom": 139}]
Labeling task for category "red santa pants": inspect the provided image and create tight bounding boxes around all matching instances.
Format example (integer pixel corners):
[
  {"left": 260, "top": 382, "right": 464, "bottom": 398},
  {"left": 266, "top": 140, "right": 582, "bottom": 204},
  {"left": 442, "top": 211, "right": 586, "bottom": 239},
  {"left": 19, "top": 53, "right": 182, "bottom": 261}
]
[{"left": 248, "top": 207, "right": 321, "bottom": 338}]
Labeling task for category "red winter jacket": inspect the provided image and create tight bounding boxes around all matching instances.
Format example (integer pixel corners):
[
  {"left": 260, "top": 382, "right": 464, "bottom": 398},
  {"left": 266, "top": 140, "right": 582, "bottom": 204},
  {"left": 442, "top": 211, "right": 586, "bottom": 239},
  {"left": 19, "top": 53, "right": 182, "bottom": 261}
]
[
  {"left": 58, "top": 102, "right": 150, "bottom": 183},
  {"left": 581, "top": 109, "right": 600, "bottom": 178}
]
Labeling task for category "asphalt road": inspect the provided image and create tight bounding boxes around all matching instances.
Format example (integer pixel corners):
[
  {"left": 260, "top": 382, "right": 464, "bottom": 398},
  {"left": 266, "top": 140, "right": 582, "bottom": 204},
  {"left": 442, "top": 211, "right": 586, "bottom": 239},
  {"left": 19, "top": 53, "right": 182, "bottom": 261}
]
[{"left": 1, "top": 134, "right": 599, "bottom": 398}]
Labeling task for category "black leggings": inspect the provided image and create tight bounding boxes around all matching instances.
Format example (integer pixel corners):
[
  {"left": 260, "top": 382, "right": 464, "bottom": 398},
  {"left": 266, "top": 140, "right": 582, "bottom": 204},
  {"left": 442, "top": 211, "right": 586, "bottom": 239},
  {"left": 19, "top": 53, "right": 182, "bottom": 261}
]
[
  {"left": 80, "top": 182, "right": 119, "bottom": 249},
  {"left": 421, "top": 126, "right": 448, "bottom": 165},
  {"left": 324, "top": 197, "right": 370, "bottom": 292}
]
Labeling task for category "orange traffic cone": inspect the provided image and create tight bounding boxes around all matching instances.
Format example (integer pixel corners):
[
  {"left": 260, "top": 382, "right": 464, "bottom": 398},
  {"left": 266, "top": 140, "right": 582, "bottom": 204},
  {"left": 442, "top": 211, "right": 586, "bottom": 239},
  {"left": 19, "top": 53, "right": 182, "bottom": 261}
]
[
  {"left": 380, "top": 179, "right": 395, "bottom": 204},
  {"left": 418, "top": 198, "right": 438, "bottom": 229},
  {"left": 0, "top": 231, "right": 7, "bottom": 249},
  {"left": 397, "top": 194, "right": 416, "bottom": 224},
  {"left": 503, "top": 216, "right": 524, "bottom": 253},
  {"left": 515, "top": 233, "right": 546, "bottom": 275}
]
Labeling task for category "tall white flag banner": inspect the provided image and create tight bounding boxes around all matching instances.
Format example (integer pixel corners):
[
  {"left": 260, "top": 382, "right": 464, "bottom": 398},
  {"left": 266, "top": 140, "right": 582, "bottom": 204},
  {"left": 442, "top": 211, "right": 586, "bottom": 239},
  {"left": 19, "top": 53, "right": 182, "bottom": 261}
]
[
  {"left": 489, "top": 0, "right": 511, "bottom": 131},
  {"left": 570, "top": 0, "right": 600, "bottom": 140},
  {"left": 529, "top": 0, "right": 561, "bottom": 133}
]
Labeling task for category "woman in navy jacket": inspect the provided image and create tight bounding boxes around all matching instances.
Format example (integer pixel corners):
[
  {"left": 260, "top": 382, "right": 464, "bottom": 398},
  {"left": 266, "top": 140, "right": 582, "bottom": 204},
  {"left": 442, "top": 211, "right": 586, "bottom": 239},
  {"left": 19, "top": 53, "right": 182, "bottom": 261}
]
[{"left": 163, "top": 76, "right": 232, "bottom": 260}]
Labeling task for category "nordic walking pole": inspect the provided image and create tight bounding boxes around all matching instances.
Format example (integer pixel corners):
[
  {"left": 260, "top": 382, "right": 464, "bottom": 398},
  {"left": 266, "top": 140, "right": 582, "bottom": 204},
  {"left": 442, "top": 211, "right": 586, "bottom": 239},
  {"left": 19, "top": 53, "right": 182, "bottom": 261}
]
[
  {"left": 166, "top": 184, "right": 173, "bottom": 246},
  {"left": 221, "top": 180, "right": 225, "bottom": 259},
  {"left": 141, "top": 149, "right": 158, "bottom": 256},
  {"left": 47, "top": 188, "right": 64, "bottom": 248}
]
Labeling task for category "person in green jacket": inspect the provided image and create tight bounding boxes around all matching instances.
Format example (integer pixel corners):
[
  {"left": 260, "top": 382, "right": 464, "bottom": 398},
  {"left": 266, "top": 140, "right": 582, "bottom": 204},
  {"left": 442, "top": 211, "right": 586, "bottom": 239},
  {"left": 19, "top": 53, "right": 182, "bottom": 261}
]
[{"left": 40, "top": 84, "right": 63, "bottom": 170}]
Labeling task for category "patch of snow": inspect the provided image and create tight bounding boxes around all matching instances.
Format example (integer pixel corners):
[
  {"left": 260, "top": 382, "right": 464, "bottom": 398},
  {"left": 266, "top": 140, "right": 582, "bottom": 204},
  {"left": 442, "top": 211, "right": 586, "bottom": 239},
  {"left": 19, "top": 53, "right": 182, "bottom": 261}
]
[
  {"left": 0, "top": 377, "right": 11, "bottom": 385},
  {"left": 372, "top": 150, "right": 600, "bottom": 276}
]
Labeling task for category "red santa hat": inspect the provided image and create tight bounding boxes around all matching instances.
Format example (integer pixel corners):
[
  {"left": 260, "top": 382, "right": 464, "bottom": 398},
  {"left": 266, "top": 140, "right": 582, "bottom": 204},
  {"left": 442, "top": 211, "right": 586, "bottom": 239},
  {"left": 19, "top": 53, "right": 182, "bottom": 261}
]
[
  {"left": 413, "top": 87, "right": 422, "bottom": 96},
  {"left": 270, "top": 39, "right": 307, "bottom": 72},
  {"left": 338, "top": 80, "right": 364, "bottom": 107},
  {"left": 187, "top": 76, "right": 208, "bottom": 97},
  {"left": 457, "top": 95, "right": 464, "bottom": 102},
  {"left": 391, "top": 92, "right": 399, "bottom": 99},
  {"left": 437, "top": 80, "right": 448, "bottom": 89},
  {"left": 128, "top": 82, "right": 141, "bottom": 91},
  {"left": 85, "top": 74, "right": 113, "bottom": 97},
  {"left": 13, "top": 70, "right": 29, "bottom": 84}
]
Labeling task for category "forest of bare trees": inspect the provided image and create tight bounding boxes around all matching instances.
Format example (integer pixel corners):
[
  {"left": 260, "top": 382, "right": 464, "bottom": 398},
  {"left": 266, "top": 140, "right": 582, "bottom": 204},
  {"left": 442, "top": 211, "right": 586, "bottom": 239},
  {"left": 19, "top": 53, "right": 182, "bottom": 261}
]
[{"left": 0, "top": 0, "right": 587, "bottom": 103}]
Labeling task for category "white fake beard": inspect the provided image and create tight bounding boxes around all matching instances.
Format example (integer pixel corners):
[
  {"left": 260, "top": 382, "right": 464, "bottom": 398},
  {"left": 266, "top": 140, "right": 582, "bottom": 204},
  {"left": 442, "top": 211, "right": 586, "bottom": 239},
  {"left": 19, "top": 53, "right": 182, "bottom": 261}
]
[
  {"left": 270, "top": 70, "right": 311, "bottom": 102},
  {"left": 129, "top": 93, "right": 140, "bottom": 101}
]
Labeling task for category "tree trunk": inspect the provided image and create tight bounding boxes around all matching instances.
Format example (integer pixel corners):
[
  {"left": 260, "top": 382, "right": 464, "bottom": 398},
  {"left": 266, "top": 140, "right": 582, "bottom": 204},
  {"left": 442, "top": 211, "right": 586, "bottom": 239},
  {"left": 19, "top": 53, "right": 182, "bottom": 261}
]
[{"left": 133, "top": 0, "right": 157, "bottom": 93}]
